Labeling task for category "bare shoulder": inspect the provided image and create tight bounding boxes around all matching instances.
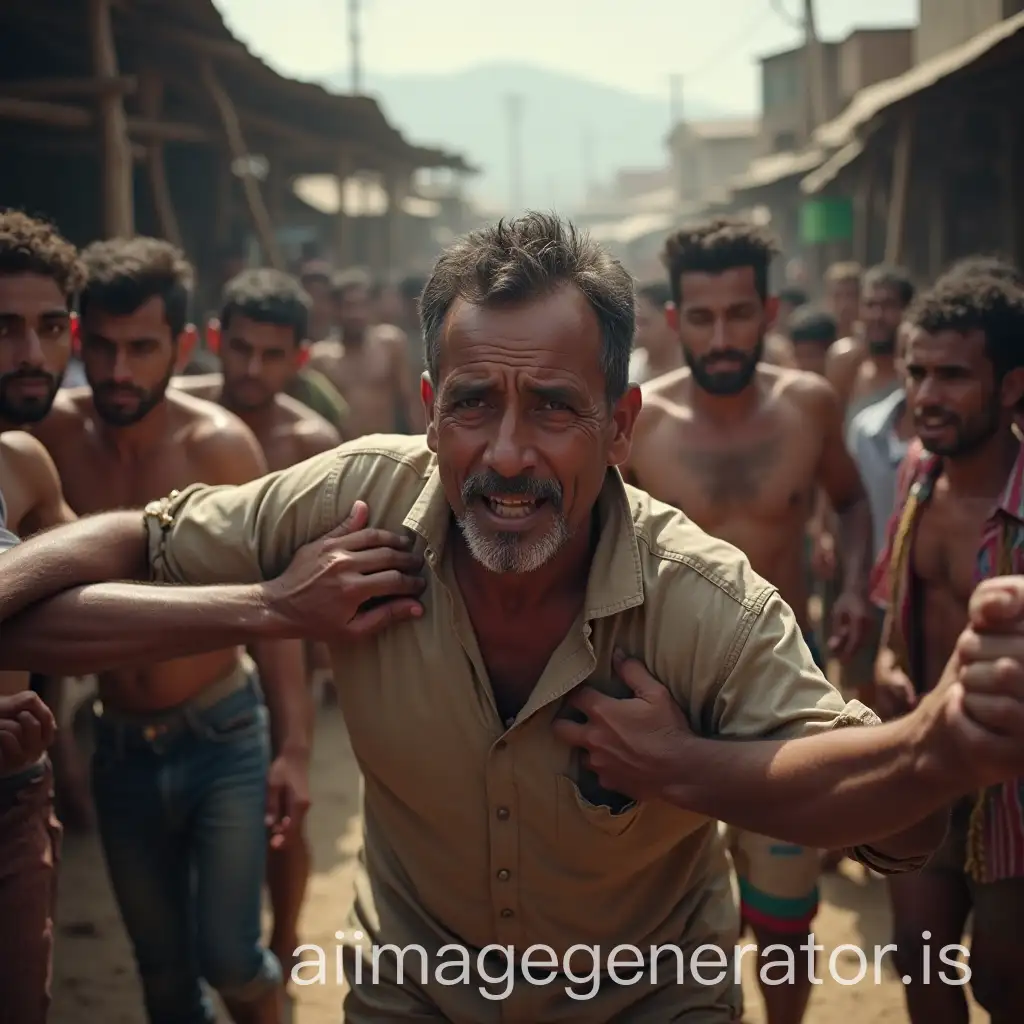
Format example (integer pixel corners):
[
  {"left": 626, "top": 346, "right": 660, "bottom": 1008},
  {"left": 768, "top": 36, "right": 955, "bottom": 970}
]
[
  {"left": 372, "top": 323, "right": 408, "bottom": 347},
  {"left": 0, "top": 429, "right": 59, "bottom": 482},
  {"left": 766, "top": 364, "right": 841, "bottom": 419},
  {"left": 276, "top": 393, "right": 342, "bottom": 455},
  {"left": 172, "top": 392, "right": 267, "bottom": 483},
  {"left": 825, "top": 335, "right": 864, "bottom": 371}
]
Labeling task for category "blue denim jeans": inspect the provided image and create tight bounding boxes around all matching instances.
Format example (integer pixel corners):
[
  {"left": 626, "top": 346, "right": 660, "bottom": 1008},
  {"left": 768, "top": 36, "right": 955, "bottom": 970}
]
[{"left": 91, "top": 667, "right": 281, "bottom": 1024}]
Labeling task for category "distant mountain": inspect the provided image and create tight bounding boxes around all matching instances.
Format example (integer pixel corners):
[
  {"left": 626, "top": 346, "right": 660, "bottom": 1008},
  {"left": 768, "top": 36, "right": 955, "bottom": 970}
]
[{"left": 325, "top": 62, "right": 739, "bottom": 212}]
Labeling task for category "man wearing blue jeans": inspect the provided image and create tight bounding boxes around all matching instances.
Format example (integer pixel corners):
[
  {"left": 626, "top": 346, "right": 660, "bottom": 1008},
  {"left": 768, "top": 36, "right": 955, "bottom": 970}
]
[{"left": 30, "top": 235, "right": 310, "bottom": 1024}]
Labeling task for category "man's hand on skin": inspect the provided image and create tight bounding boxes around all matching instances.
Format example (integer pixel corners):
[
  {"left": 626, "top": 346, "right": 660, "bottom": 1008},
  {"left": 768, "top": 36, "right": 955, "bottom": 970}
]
[
  {"left": 266, "top": 749, "right": 311, "bottom": 849},
  {"left": 259, "top": 500, "right": 426, "bottom": 642},
  {"left": 551, "top": 649, "right": 693, "bottom": 801},
  {"left": 0, "top": 691, "right": 56, "bottom": 774}
]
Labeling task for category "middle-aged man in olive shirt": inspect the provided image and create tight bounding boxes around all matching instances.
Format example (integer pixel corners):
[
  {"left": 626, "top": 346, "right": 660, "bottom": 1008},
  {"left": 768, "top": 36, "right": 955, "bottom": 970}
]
[{"left": 4, "top": 214, "right": 1024, "bottom": 1023}]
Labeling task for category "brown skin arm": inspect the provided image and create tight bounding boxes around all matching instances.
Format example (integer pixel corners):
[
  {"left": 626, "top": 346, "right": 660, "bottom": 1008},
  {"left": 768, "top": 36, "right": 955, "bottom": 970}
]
[
  {"left": 201, "top": 420, "right": 312, "bottom": 760},
  {"left": 824, "top": 339, "right": 862, "bottom": 412},
  {"left": 661, "top": 712, "right": 949, "bottom": 857},
  {"left": 811, "top": 378, "right": 872, "bottom": 599},
  {"left": 0, "top": 581, "right": 287, "bottom": 674}
]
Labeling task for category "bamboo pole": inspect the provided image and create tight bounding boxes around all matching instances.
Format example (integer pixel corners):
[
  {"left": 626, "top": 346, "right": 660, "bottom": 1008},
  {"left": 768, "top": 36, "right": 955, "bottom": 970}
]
[
  {"left": 88, "top": 0, "right": 134, "bottom": 237},
  {"left": 199, "top": 59, "right": 284, "bottom": 270},
  {"left": 884, "top": 109, "right": 913, "bottom": 266}
]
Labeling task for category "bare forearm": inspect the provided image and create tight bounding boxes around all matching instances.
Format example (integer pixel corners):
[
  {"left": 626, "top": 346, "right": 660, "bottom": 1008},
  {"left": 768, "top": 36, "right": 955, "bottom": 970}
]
[
  {"left": 663, "top": 717, "right": 956, "bottom": 850},
  {"left": 836, "top": 495, "right": 873, "bottom": 594},
  {"left": 0, "top": 582, "right": 289, "bottom": 675},
  {"left": 250, "top": 639, "right": 312, "bottom": 756},
  {"left": 0, "top": 511, "right": 148, "bottom": 622}
]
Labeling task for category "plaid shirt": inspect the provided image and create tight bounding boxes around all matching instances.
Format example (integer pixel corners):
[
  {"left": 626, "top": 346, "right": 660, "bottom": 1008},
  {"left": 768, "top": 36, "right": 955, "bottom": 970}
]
[{"left": 871, "top": 437, "right": 1024, "bottom": 881}]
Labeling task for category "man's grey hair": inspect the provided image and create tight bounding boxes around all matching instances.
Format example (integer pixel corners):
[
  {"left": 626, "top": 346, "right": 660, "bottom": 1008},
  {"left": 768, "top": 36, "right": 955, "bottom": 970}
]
[{"left": 418, "top": 212, "right": 635, "bottom": 401}]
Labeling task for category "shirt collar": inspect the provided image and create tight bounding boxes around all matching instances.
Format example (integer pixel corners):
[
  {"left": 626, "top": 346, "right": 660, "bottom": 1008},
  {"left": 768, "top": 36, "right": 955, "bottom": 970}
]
[
  {"left": 402, "top": 463, "right": 645, "bottom": 621},
  {"left": 857, "top": 388, "right": 906, "bottom": 439}
]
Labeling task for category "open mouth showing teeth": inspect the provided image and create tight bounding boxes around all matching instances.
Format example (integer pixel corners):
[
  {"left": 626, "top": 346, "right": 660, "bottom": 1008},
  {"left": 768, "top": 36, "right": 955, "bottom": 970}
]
[{"left": 484, "top": 496, "right": 544, "bottom": 519}]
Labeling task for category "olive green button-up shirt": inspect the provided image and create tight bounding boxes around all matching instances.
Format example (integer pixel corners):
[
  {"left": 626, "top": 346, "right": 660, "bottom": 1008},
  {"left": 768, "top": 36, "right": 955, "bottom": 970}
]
[{"left": 143, "top": 434, "right": 912, "bottom": 1023}]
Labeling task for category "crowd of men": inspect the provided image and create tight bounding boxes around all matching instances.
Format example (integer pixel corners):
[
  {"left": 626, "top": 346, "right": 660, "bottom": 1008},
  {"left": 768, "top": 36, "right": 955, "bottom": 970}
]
[{"left": 1, "top": 205, "right": 1024, "bottom": 1024}]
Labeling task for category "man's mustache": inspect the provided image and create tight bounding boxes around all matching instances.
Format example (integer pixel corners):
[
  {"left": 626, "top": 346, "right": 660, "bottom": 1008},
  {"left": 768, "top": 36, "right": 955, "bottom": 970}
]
[{"left": 462, "top": 471, "right": 563, "bottom": 506}]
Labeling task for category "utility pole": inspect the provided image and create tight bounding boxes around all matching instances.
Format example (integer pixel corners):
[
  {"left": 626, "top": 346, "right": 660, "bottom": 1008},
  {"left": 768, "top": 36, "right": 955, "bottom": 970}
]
[
  {"left": 506, "top": 93, "right": 524, "bottom": 213},
  {"left": 802, "top": 0, "right": 826, "bottom": 137},
  {"left": 348, "top": 0, "right": 362, "bottom": 93}
]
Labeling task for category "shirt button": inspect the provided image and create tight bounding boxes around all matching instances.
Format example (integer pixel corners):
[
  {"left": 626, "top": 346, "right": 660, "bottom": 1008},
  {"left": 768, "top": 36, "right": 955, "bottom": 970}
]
[
  {"left": 496, "top": 807, "right": 510, "bottom": 820},
  {"left": 497, "top": 869, "right": 510, "bottom": 881},
  {"left": 500, "top": 908, "right": 514, "bottom": 918}
]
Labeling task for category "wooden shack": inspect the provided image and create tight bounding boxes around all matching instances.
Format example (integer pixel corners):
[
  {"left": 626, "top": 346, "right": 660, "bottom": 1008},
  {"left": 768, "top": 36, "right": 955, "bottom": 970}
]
[
  {"left": 801, "top": 11, "right": 1024, "bottom": 282},
  {"left": 0, "top": 0, "right": 472, "bottom": 306}
]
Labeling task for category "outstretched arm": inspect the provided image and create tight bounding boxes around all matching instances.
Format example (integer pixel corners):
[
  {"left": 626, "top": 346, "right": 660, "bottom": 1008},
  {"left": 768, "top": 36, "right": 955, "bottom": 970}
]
[{"left": 0, "top": 580, "right": 287, "bottom": 675}]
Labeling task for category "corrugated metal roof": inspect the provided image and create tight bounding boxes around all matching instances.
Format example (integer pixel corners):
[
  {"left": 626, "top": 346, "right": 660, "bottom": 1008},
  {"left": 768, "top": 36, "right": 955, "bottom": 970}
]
[{"left": 813, "top": 11, "right": 1024, "bottom": 150}]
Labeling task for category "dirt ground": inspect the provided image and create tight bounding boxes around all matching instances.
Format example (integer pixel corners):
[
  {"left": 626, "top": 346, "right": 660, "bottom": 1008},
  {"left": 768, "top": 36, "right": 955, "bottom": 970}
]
[{"left": 49, "top": 705, "right": 986, "bottom": 1024}]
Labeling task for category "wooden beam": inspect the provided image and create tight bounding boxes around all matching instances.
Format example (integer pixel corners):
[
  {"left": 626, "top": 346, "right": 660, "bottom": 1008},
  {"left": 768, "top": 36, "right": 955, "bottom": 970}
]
[
  {"left": 884, "top": 109, "right": 913, "bottom": 266},
  {"left": 88, "top": 0, "right": 134, "bottom": 236},
  {"left": 0, "top": 76, "right": 137, "bottom": 100},
  {"left": 0, "top": 96, "right": 214, "bottom": 143},
  {"left": 0, "top": 97, "right": 91, "bottom": 128},
  {"left": 199, "top": 59, "right": 284, "bottom": 270},
  {"left": 138, "top": 71, "right": 184, "bottom": 250}
]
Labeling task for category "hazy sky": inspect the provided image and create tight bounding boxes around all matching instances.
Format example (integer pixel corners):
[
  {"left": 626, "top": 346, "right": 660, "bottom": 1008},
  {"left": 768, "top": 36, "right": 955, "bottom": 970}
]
[{"left": 218, "top": 0, "right": 918, "bottom": 108}]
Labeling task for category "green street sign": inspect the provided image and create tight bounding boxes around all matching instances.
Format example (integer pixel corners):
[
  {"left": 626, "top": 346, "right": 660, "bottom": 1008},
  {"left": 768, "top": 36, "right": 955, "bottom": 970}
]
[{"left": 800, "top": 197, "right": 853, "bottom": 243}]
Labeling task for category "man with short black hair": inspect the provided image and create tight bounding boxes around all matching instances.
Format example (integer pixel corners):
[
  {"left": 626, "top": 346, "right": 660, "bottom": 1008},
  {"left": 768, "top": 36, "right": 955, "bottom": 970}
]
[
  {"left": 33, "top": 237, "right": 299, "bottom": 1024},
  {"left": 174, "top": 267, "right": 340, "bottom": 976},
  {"left": 629, "top": 279, "right": 682, "bottom": 384},
  {"left": 826, "top": 263, "right": 915, "bottom": 422},
  {"left": 823, "top": 260, "right": 862, "bottom": 340},
  {"left": 310, "top": 267, "right": 423, "bottom": 434},
  {"left": 624, "top": 216, "right": 874, "bottom": 1024},
  {"left": 872, "top": 270, "right": 1024, "bottom": 1024},
  {"left": 4, "top": 214, "right": 1024, "bottom": 1024}
]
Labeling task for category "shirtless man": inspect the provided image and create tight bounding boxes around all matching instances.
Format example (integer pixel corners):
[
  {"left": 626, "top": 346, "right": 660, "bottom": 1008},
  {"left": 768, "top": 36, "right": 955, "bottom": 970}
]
[
  {"left": 628, "top": 280, "right": 682, "bottom": 384},
  {"left": 173, "top": 267, "right": 340, "bottom": 973},
  {"left": 33, "top": 237, "right": 303, "bottom": 1024},
  {"left": 309, "top": 268, "right": 423, "bottom": 434},
  {"left": 871, "top": 271, "right": 1024, "bottom": 1024},
  {"left": 825, "top": 263, "right": 914, "bottom": 422},
  {"left": 624, "top": 218, "right": 873, "bottom": 1024},
  {"left": 0, "top": 210, "right": 91, "bottom": 830},
  {"left": 823, "top": 260, "right": 862, "bottom": 342}
]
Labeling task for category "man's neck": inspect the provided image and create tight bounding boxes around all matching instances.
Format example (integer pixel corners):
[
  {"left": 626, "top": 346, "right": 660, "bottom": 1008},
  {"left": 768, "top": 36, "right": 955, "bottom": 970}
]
[
  {"left": 95, "top": 398, "right": 171, "bottom": 458},
  {"left": 942, "top": 428, "right": 1021, "bottom": 501},
  {"left": 689, "top": 377, "right": 760, "bottom": 426},
  {"left": 867, "top": 351, "right": 896, "bottom": 376},
  {"left": 341, "top": 329, "right": 366, "bottom": 349}
]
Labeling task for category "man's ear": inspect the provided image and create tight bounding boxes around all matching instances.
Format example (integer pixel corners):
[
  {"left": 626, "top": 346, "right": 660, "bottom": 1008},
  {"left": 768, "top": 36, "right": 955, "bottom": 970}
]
[
  {"left": 607, "top": 385, "right": 643, "bottom": 467},
  {"left": 664, "top": 302, "right": 678, "bottom": 332},
  {"left": 765, "top": 295, "right": 780, "bottom": 328},
  {"left": 422, "top": 373, "right": 437, "bottom": 451}
]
